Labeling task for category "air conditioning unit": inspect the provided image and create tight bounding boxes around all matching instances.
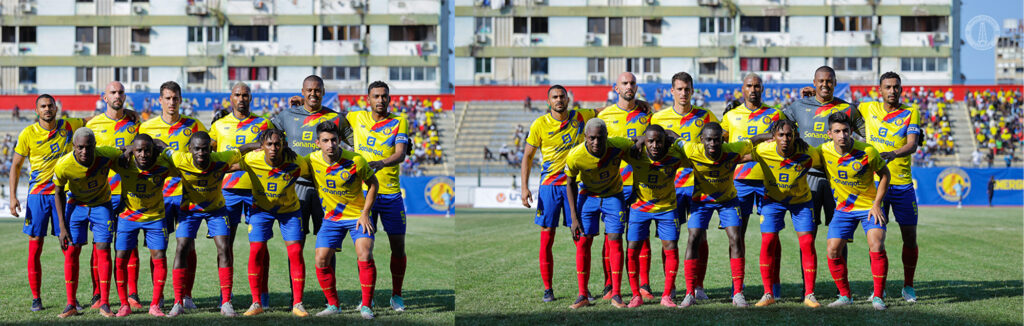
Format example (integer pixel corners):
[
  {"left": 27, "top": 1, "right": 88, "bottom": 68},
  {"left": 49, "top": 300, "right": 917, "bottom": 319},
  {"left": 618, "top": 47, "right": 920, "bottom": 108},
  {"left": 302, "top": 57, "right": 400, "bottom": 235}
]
[
  {"left": 421, "top": 42, "right": 436, "bottom": 51},
  {"left": 533, "top": 74, "right": 547, "bottom": 84},
  {"left": 133, "top": 84, "right": 147, "bottom": 92},
  {"left": 933, "top": 33, "right": 948, "bottom": 42},
  {"left": 645, "top": 74, "right": 658, "bottom": 82},
  {"left": 475, "top": 75, "right": 492, "bottom": 84},
  {"left": 588, "top": 74, "right": 603, "bottom": 84},
  {"left": 186, "top": 4, "right": 208, "bottom": 15},
  {"left": 351, "top": 0, "right": 365, "bottom": 8},
  {"left": 585, "top": 33, "right": 597, "bottom": 44},
  {"left": 353, "top": 40, "right": 365, "bottom": 52},
  {"left": 21, "top": 84, "right": 34, "bottom": 93},
  {"left": 132, "top": 4, "right": 145, "bottom": 14},
  {"left": 74, "top": 42, "right": 86, "bottom": 53},
  {"left": 230, "top": 43, "right": 244, "bottom": 52},
  {"left": 865, "top": 33, "right": 876, "bottom": 43},
  {"left": 77, "top": 83, "right": 92, "bottom": 93},
  {"left": 253, "top": 0, "right": 266, "bottom": 9},
  {"left": 742, "top": 34, "right": 755, "bottom": 43},
  {"left": 474, "top": 33, "right": 488, "bottom": 44},
  {"left": 130, "top": 43, "right": 143, "bottom": 53},
  {"left": 642, "top": 33, "right": 655, "bottom": 44},
  {"left": 20, "top": 3, "right": 33, "bottom": 13},
  {"left": 697, "top": 0, "right": 720, "bottom": 5},
  {"left": 645, "top": 0, "right": 656, "bottom": 4}
]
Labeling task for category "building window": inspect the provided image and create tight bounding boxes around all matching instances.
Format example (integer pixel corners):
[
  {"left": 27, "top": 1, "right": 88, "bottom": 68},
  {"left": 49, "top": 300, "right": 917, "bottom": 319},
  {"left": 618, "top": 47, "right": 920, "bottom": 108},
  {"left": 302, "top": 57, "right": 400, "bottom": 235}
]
[
  {"left": 114, "top": 67, "right": 129, "bottom": 82},
  {"left": 587, "top": 58, "right": 605, "bottom": 74},
  {"left": 513, "top": 17, "right": 547, "bottom": 34},
  {"left": 833, "top": 57, "right": 872, "bottom": 71},
  {"left": 900, "top": 57, "right": 948, "bottom": 72},
  {"left": 740, "top": 57, "right": 786, "bottom": 72},
  {"left": 388, "top": 67, "right": 436, "bottom": 81},
  {"left": 389, "top": 25, "right": 434, "bottom": 41},
  {"left": 228, "top": 67, "right": 275, "bottom": 81},
  {"left": 76, "top": 27, "right": 94, "bottom": 43},
  {"left": 530, "top": 58, "right": 548, "bottom": 75},
  {"left": 97, "top": 27, "right": 111, "bottom": 55},
  {"left": 625, "top": 58, "right": 640, "bottom": 73},
  {"left": 700, "top": 17, "right": 714, "bottom": 33},
  {"left": 132, "top": 67, "right": 149, "bottom": 82},
  {"left": 321, "top": 66, "right": 360, "bottom": 80},
  {"left": 900, "top": 16, "right": 946, "bottom": 32},
  {"left": 719, "top": 17, "right": 733, "bottom": 33},
  {"left": 17, "top": 26, "right": 36, "bottom": 43},
  {"left": 474, "top": 58, "right": 492, "bottom": 74},
  {"left": 187, "top": 71, "right": 205, "bottom": 84},
  {"left": 740, "top": 16, "right": 781, "bottom": 32},
  {"left": 1, "top": 27, "right": 14, "bottom": 43},
  {"left": 699, "top": 62, "right": 717, "bottom": 75},
  {"left": 531, "top": 17, "right": 548, "bottom": 34},
  {"left": 643, "top": 58, "right": 661, "bottom": 74},
  {"left": 834, "top": 16, "right": 872, "bottom": 32},
  {"left": 643, "top": 19, "right": 662, "bottom": 34},
  {"left": 475, "top": 17, "right": 492, "bottom": 34},
  {"left": 588, "top": 17, "right": 606, "bottom": 34},
  {"left": 76, "top": 67, "right": 94, "bottom": 82},
  {"left": 321, "top": 25, "right": 360, "bottom": 41},
  {"left": 131, "top": 28, "right": 150, "bottom": 43},
  {"left": 188, "top": 27, "right": 221, "bottom": 42},
  {"left": 18, "top": 67, "right": 36, "bottom": 84},
  {"left": 228, "top": 26, "right": 270, "bottom": 42}
]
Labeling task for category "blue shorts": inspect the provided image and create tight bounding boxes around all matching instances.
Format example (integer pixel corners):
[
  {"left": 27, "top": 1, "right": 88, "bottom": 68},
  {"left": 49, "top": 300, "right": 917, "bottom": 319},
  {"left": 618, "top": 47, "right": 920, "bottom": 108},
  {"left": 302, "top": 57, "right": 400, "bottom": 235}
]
[
  {"left": 734, "top": 179, "right": 764, "bottom": 217},
  {"left": 627, "top": 210, "right": 679, "bottom": 241},
  {"left": 164, "top": 195, "right": 182, "bottom": 232},
  {"left": 223, "top": 188, "right": 252, "bottom": 226},
  {"left": 111, "top": 194, "right": 123, "bottom": 213},
  {"left": 315, "top": 218, "right": 374, "bottom": 249},
  {"left": 23, "top": 194, "right": 58, "bottom": 237},
  {"left": 882, "top": 184, "right": 918, "bottom": 226},
  {"left": 533, "top": 185, "right": 571, "bottom": 228},
  {"left": 571, "top": 193, "right": 626, "bottom": 235},
  {"left": 371, "top": 193, "right": 407, "bottom": 235},
  {"left": 688, "top": 199, "right": 743, "bottom": 230},
  {"left": 827, "top": 210, "right": 886, "bottom": 240},
  {"left": 176, "top": 208, "right": 231, "bottom": 239},
  {"left": 248, "top": 209, "right": 304, "bottom": 242},
  {"left": 116, "top": 219, "right": 168, "bottom": 251},
  {"left": 759, "top": 199, "right": 815, "bottom": 233},
  {"left": 66, "top": 203, "right": 114, "bottom": 245},
  {"left": 622, "top": 185, "right": 634, "bottom": 202},
  {"left": 675, "top": 186, "right": 693, "bottom": 222}
]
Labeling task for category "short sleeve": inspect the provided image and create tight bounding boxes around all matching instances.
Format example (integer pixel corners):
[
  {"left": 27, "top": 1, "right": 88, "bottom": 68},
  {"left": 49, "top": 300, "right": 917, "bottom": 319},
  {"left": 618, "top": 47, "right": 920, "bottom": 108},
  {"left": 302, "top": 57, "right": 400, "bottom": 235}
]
[
  {"left": 336, "top": 113, "right": 354, "bottom": 147},
  {"left": 579, "top": 109, "right": 597, "bottom": 122},
  {"left": 297, "top": 156, "right": 311, "bottom": 178},
  {"left": 719, "top": 112, "right": 734, "bottom": 136},
  {"left": 808, "top": 146, "right": 823, "bottom": 169},
  {"left": 66, "top": 118, "right": 85, "bottom": 131},
  {"left": 194, "top": 119, "right": 208, "bottom": 133},
  {"left": 907, "top": 108, "right": 921, "bottom": 135},
  {"left": 707, "top": 109, "right": 720, "bottom": 123},
  {"left": 208, "top": 122, "right": 222, "bottom": 145},
  {"left": 14, "top": 129, "right": 29, "bottom": 157},
  {"left": 867, "top": 146, "right": 886, "bottom": 172},
  {"left": 395, "top": 117, "right": 409, "bottom": 144},
  {"left": 563, "top": 154, "right": 579, "bottom": 178},
  {"left": 356, "top": 155, "right": 373, "bottom": 181},
  {"left": 526, "top": 120, "right": 542, "bottom": 148}
]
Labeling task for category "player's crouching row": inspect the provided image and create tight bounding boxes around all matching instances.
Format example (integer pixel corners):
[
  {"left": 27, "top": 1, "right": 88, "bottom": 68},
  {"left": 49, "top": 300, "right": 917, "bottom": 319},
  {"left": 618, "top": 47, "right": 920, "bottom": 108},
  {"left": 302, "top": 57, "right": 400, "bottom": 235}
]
[
  {"left": 563, "top": 113, "right": 894, "bottom": 311},
  {"left": 44, "top": 123, "right": 381, "bottom": 319}
]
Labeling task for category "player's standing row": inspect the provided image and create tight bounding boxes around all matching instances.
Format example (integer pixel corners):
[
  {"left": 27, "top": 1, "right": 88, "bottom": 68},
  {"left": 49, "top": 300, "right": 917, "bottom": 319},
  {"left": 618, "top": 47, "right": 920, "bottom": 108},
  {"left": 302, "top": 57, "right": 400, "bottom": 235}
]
[
  {"left": 11, "top": 77, "right": 414, "bottom": 319},
  {"left": 521, "top": 68, "right": 921, "bottom": 311}
]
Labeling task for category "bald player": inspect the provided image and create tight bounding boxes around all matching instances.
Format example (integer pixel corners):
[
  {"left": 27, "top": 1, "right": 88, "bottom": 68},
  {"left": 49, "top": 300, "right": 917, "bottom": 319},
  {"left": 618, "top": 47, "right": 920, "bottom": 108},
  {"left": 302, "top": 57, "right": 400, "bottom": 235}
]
[
  {"left": 597, "top": 72, "right": 656, "bottom": 300},
  {"left": 649, "top": 71, "right": 718, "bottom": 300}
]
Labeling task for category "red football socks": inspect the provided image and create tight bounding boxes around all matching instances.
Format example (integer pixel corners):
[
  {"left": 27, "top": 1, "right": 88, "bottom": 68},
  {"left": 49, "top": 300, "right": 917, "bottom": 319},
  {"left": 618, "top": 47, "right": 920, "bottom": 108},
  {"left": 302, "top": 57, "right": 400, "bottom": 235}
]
[
  {"left": 185, "top": 248, "right": 197, "bottom": 298},
  {"left": 63, "top": 246, "right": 81, "bottom": 306},
  {"left": 903, "top": 246, "right": 918, "bottom": 288},
  {"left": 391, "top": 255, "right": 407, "bottom": 296},
  {"left": 626, "top": 248, "right": 640, "bottom": 296},
  {"left": 91, "top": 245, "right": 100, "bottom": 297},
  {"left": 357, "top": 260, "right": 376, "bottom": 307},
  {"left": 151, "top": 258, "right": 168, "bottom": 305},
  {"left": 115, "top": 257, "right": 128, "bottom": 306},
  {"left": 96, "top": 248, "right": 112, "bottom": 305},
  {"left": 730, "top": 258, "right": 745, "bottom": 295},
  {"left": 260, "top": 247, "right": 270, "bottom": 300},
  {"left": 172, "top": 268, "right": 186, "bottom": 304},
  {"left": 247, "top": 242, "right": 267, "bottom": 304},
  {"left": 316, "top": 266, "right": 339, "bottom": 306},
  {"left": 683, "top": 259, "right": 698, "bottom": 295},
  {"left": 608, "top": 239, "right": 623, "bottom": 296},
  {"left": 759, "top": 233, "right": 779, "bottom": 294},
  {"left": 663, "top": 249, "right": 679, "bottom": 296},
  {"left": 539, "top": 231, "right": 554, "bottom": 290},
  {"left": 218, "top": 267, "right": 233, "bottom": 304},
  {"left": 870, "top": 251, "right": 889, "bottom": 298},
  {"left": 27, "top": 240, "right": 42, "bottom": 299},
  {"left": 127, "top": 248, "right": 140, "bottom": 296},
  {"left": 828, "top": 257, "right": 850, "bottom": 297},
  {"left": 798, "top": 234, "right": 817, "bottom": 296},
  {"left": 574, "top": 237, "right": 593, "bottom": 296},
  {"left": 697, "top": 239, "right": 709, "bottom": 288},
  {"left": 602, "top": 235, "right": 612, "bottom": 288},
  {"left": 287, "top": 243, "right": 305, "bottom": 305},
  {"left": 639, "top": 240, "right": 652, "bottom": 286}
]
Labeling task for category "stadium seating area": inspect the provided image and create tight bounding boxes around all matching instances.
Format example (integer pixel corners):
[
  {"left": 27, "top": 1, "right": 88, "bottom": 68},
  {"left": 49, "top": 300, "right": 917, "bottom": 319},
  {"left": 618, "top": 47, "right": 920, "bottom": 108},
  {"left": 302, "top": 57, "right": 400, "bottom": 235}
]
[{"left": 967, "top": 89, "right": 1022, "bottom": 167}]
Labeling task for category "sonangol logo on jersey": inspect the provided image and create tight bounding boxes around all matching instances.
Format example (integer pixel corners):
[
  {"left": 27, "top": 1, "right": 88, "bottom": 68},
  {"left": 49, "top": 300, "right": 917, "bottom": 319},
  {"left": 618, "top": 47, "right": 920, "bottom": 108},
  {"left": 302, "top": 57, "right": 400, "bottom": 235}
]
[
  {"left": 936, "top": 167, "right": 970, "bottom": 202},
  {"left": 424, "top": 176, "right": 454, "bottom": 212}
]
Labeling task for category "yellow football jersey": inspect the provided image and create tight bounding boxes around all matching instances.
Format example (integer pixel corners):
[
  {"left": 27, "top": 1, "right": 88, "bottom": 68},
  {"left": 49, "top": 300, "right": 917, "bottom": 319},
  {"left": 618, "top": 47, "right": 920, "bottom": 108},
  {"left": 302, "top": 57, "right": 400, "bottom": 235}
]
[
  {"left": 651, "top": 106, "right": 719, "bottom": 189},
  {"left": 347, "top": 111, "right": 409, "bottom": 195},
  {"left": 721, "top": 103, "right": 783, "bottom": 181},
  {"left": 564, "top": 137, "right": 633, "bottom": 198},
  {"left": 526, "top": 109, "right": 596, "bottom": 186},
  {"left": 168, "top": 150, "right": 241, "bottom": 213},
  {"left": 86, "top": 113, "right": 138, "bottom": 196},
  {"left": 682, "top": 140, "right": 752, "bottom": 204},
  {"left": 751, "top": 142, "right": 821, "bottom": 204},
  {"left": 624, "top": 145, "right": 686, "bottom": 213},
  {"left": 210, "top": 113, "right": 273, "bottom": 190},
  {"left": 598, "top": 104, "right": 651, "bottom": 187},
  {"left": 240, "top": 151, "right": 309, "bottom": 214},
  {"left": 858, "top": 102, "right": 920, "bottom": 186},
  {"left": 139, "top": 116, "right": 207, "bottom": 197},
  {"left": 15, "top": 118, "right": 84, "bottom": 195},
  {"left": 53, "top": 146, "right": 121, "bottom": 206},
  {"left": 819, "top": 141, "right": 888, "bottom": 213},
  {"left": 308, "top": 150, "right": 375, "bottom": 221},
  {"left": 113, "top": 155, "right": 177, "bottom": 222}
]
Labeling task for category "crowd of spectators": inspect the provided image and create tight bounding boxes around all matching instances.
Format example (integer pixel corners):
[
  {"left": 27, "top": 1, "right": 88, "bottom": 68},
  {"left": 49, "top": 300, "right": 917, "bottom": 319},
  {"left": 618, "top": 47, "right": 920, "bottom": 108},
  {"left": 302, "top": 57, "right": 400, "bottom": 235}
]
[
  {"left": 969, "top": 89, "right": 1022, "bottom": 167},
  {"left": 340, "top": 96, "right": 447, "bottom": 177}
]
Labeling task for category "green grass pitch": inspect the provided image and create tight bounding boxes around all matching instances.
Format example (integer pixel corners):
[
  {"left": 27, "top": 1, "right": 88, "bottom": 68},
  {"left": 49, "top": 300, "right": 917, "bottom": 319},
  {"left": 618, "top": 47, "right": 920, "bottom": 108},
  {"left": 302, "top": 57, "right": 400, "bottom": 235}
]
[
  {"left": 0, "top": 216, "right": 453, "bottom": 325},
  {"left": 455, "top": 207, "right": 1023, "bottom": 326}
]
